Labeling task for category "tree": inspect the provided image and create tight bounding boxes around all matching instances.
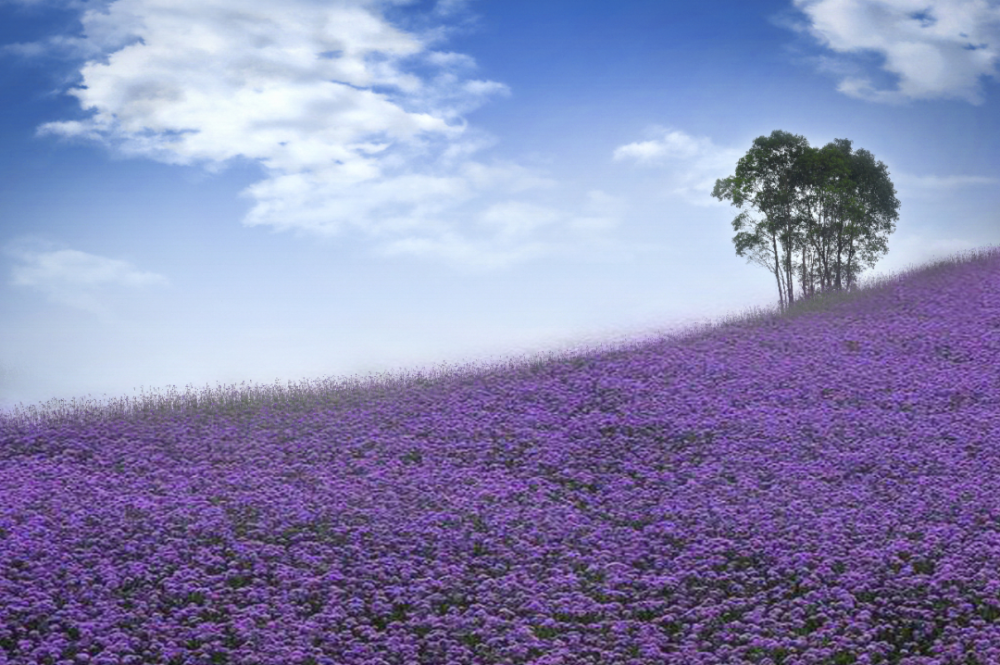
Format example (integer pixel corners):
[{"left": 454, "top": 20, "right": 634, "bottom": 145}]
[
  {"left": 838, "top": 145, "right": 900, "bottom": 291},
  {"left": 712, "top": 130, "right": 810, "bottom": 312},
  {"left": 789, "top": 141, "right": 857, "bottom": 298},
  {"left": 790, "top": 139, "right": 899, "bottom": 295},
  {"left": 715, "top": 131, "right": 899, "bottom": 311}
]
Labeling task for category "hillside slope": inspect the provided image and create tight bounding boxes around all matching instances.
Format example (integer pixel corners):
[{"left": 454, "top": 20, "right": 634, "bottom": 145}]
[{"left": 1, "top": 246, "right": 999, "bottom": 665}]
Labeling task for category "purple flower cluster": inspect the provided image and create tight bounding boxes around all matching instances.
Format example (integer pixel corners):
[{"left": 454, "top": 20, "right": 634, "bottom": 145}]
[{"left": 2, "top": 248, "right": 1000, "bottom": 664}]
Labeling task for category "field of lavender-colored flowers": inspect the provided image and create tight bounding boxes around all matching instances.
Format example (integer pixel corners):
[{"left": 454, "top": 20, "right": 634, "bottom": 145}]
[{"left": 2, "top": 244, "right": 1000, "bottom": 665}]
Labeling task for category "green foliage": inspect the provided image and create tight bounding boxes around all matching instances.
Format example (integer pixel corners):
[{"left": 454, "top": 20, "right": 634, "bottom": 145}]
[{"left": 714, "top": 130, "right": 900, "bottom": 311}]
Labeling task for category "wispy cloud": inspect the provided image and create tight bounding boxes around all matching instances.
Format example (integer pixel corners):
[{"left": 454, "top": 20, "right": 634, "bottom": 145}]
[
  {"left": 374, "top": 189, "right": 633, "bottom": 270},
  {"left": 431, "top": 0, "right": 473, "bottom": 18},
  {"left": 789, "top": 0, "right": 1000, "bottom": 104},
  {"left": 19, "top": 0, "right": 620, "bottom": 267},
  {"left": 611, "top": 127, "right": 743, "bottom": 206},
  {"left": 894, "top": 171, "right": 1000, "bottom": 195},
  {"left": 3, "top": 237, "right": 169, "bottom": 314}
]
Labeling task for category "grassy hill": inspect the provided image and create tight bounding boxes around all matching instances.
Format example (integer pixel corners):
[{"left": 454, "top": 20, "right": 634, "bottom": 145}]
[{"left": 1, "top": 244, "right": 999, "bottom": 665}]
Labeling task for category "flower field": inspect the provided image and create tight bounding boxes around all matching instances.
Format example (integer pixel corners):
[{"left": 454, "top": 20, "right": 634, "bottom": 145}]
[{"left": 2, "top": 245, "right": 1000, "bottom": 665}]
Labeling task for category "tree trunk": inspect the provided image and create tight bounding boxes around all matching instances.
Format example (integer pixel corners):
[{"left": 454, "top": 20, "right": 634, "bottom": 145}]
[
  {"left": 785, "top": 233, "right": 795, "bottom": 307},
  {"left": 815, "top": 205, "right": 828, "bottom": 292},
  {"left": 799, "top": 207, "right": 813, "bottom": 299},
  {"left": 833, "top": 200, "right": 845, "bottom": 292},
  {"left": 844, "top": 221, "right": 859, "bottom": 291},
  {"left": 771, "top": 227, "right": 786, "bottom": 311}
]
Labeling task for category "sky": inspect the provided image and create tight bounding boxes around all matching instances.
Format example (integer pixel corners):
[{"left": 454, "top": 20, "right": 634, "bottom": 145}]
[{"left": 1, "top": 0, "right": 999, "bottom": 414}]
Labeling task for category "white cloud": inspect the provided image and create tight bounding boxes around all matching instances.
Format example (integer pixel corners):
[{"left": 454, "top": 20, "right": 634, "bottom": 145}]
[
  {"left": 25, "top": 0, "right": 617, "bottom": 267},
  {"left": 612, "top": 127, "right": 743, "bottom": 206},
  {"left": 613, "top": 130, "right": 705, "bottom": 163},
  {"left": 424, "top": 50, "right": 477, "bottom": 69},
  {"left": 3, "top": 238, "right": 169, "bottom": 314},
  {"left": 791, "top": 0, "right": 1000, "bottom": 104}
]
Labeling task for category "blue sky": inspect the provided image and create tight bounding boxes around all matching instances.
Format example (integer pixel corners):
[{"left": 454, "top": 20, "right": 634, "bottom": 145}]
[{"left": 1, "top": 0, "right": 998, "bottom": 413}]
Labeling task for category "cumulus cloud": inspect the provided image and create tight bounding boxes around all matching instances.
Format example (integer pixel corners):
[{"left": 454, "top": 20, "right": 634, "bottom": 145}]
[
  {"left": 790, "top": 0, "right": 1000, "bottom": 104},
  {"left": 21, "top": 0, "right": 618, "bottom": 267},
  {"left": 4, "top": 238, "right": 169, "bottom": 314},
  {"left": 612, "top": 127, "right": 743, "bottom": 206}
]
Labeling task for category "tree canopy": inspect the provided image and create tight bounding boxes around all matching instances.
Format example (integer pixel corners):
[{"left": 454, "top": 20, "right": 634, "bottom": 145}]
[{"left": 713, "top": 130, "right": 900, "bottom": 312}]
